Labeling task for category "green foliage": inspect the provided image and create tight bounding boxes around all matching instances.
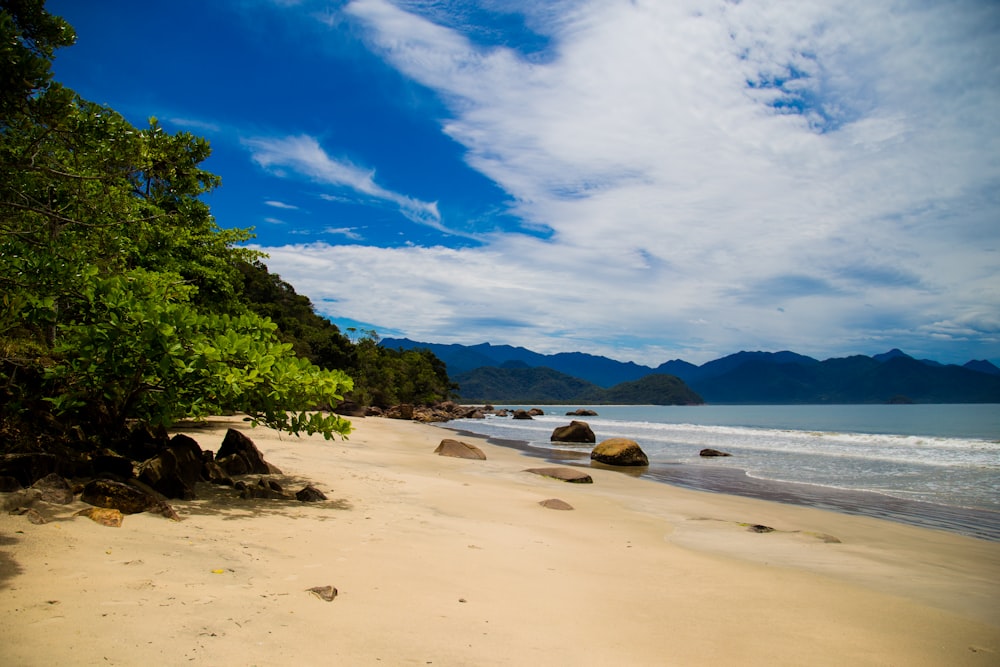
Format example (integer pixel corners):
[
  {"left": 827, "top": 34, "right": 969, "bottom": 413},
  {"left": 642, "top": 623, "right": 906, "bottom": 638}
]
[
  {"left": 0, "top": 1, "right": 353, "bottom": 450},
  {"left": 344, "top": 331, "right": 457, "bottom": 407}
]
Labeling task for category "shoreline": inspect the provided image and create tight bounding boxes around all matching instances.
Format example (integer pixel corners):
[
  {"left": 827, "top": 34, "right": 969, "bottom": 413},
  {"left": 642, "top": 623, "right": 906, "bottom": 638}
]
[
  {"left": 444, "top": 425, "right": 1000, "bottom": 542},
  {"left": 2, "top": 415, "right": 999, "bottom": 665}
]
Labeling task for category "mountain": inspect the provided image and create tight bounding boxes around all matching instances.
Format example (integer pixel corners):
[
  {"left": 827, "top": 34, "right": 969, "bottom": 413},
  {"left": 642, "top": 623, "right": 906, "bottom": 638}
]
[
  {"left": 382, "top": 338, "right": 1000, "bottom": 404},
  {"left": 453, "top": 367, "right": 703, "bottom": 405}
]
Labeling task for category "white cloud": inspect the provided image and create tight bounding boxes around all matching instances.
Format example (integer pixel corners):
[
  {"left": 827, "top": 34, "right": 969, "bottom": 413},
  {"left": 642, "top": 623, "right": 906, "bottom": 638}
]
[
  {"left": 265, "top": 200, "right": 299, "bottom": 210},
  {"left": 244, "top": 134, "right": 444, "bottom": 230},
  {"left": 258, "top": 0, "right": 1000, "bottom": 365}
]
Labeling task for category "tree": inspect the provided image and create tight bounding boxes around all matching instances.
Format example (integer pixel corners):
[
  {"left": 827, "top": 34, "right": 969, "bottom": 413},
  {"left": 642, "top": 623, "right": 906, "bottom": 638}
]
[{"left": 0, "top": 1, "right": 352, "bottom": 452}]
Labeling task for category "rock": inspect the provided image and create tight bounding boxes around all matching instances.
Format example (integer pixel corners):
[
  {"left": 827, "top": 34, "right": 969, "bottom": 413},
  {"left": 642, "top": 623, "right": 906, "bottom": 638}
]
[
  {"left": 551, "top": 421, "right": 596, "bottom": 443},
  {"left": 202, "top": 460, "right": 234, "bottom": 486},
  {"left": 0, "top": 476, "right": 22, "bottom": 492},
  {"left": 591, "top": 438, "right": 649, "bottom": 467},
  {"left": 217, "top": 429, "right": 278, "bottom": 475},
  {"left": 385, "top": 403, "right": 414, "bottom": 420},
  {"left": 80, "top": 479, "right": 162, "bottom": 515},
  {"left": 333, "top": 400, "right": 368, "bottom": 417},
  {"left": 138, "top": 434, "right": 204, "bottom": 499},
  {"left": 434, "top": 439, "right": 487, "bottom": 460},
  {"left": 75, "top": 507, "right": 124, "bottom": 527},
  {"left": 296, "top": 485, "right": 327, "bottom": 502},
  {"left": 512, "top": 410, "right": 533, "bottom": 420},
  {"left": 528, "top": 408, "right": 545, "bottom": 416},
  {"left": 524, "top": 467, "right": 593, "bottom": 484},
  {"left": 217, "top": 453, "right": 250, "bottom": 476},
  {"left": 747, "top": 524, "right": 775, "bottom": 533},
  {"left": 239, "top": 477, "right": 289, "bottom": 500},
  {"left": 91, "top": 454, "right": 135, "bottom": 480},
  {"left": 494, "top": 409, "right": 509, "bottom": 417},
  {"left": 566, "top": 409, "right": 598, "bottom": 416},
  {"left": 307, "top": 585, "right": 338, "bottom": 601},
  {"left": 24, "top": 508, "right": 47, "bottom": 524},
  {"left": 0, "top": 453, "right": 58, "bottom": 487},
  {"left": 30, "top": 473, "right": 74, "bottom": 504},
  {"left": 699, "top": 448, "right": 732, "bottom": 457},
  {"left": 539, "top": 498, "right": 574, "bottom": 510}
]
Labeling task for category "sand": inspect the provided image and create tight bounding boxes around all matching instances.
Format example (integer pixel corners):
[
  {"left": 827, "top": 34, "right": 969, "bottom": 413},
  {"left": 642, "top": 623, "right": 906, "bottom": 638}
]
[{"left": 1, "top": 415, "right": 998, "bottom": 666}]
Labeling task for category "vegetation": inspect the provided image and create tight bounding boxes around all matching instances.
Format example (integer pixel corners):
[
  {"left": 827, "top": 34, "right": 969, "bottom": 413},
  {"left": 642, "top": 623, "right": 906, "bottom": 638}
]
[
  {"left": 454, "top": 367, "right": 702, "bottom": 405},
  {"left": 0, "top": 1, "right": 454, "bottom": 456}
]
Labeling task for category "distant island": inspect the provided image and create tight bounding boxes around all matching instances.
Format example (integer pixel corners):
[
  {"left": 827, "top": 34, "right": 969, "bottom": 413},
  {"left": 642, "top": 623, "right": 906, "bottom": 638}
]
[{"left": 382, "top": 339, "right": 1000, "bottom": 404}]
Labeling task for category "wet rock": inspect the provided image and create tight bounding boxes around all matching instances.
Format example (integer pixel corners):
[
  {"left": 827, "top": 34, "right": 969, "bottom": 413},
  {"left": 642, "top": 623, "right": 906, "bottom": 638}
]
[
  {"left": 591, "top": 438, "right": 649, "bottom": 467},
  {"left": 551, "top": 421, "right": 596, "bottom": 443},
  {"left": 699, "top": 448, "right": 732, "bottom": 457},
  {"left": 524, "top": 467, "right": 593, "bottom": 484},
  {"left": 512, "top": 410, "right": 534, "bottom": 420},
  {"left": 434, "top": 439, "right": 487, "bottom": 460}
]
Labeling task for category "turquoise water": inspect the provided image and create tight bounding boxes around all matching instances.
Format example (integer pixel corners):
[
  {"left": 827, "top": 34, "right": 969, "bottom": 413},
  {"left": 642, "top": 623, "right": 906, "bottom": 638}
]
[{"left": 448, "top": 404, "right": 1000, "bottom": 540}]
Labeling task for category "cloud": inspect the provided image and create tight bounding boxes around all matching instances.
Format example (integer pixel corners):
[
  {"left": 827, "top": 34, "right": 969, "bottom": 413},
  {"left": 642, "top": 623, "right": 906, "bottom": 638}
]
[
  {"left": 255, "top": 0, "right": 1000, "bottom": 365},
  {"left": 265, "top": 200, "right": 299, "bottom": 210},
  {"left": 244, "top": 134, "right": 444, "bottom": 230}
]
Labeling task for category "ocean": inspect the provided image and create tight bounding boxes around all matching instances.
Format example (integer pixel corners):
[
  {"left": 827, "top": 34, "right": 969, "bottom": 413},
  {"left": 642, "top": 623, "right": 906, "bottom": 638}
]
[{"left": 446, "top": 404, "right": 1000, "bottom": 541}]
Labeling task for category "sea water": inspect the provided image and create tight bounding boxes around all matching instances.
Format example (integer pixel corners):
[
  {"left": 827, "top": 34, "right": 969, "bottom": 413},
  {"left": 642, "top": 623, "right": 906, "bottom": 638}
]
[{"left": 448, "top": 404, "right": 1000, "bottom": 541}]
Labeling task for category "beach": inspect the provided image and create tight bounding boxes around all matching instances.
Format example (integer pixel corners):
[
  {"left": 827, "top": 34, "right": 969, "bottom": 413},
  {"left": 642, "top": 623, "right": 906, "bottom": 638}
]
[{"left": 1, "top": 415, "right": 998, "bottom": 666}]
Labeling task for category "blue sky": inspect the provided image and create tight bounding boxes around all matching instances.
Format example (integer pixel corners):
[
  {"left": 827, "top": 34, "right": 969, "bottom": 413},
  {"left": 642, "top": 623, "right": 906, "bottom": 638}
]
[{"left": 47, "top": 0, "right": 1000, "bottom": 366}]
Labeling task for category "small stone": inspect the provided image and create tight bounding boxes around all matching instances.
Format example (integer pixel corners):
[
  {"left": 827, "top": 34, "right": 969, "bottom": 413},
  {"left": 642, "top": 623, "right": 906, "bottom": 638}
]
[
  {"left": 307, "top": 585, "right": 338, "bottom": 601},
  {"left": 75, "top": 507, "right": 124, "bottom": 527},
  {"left": 747, "top": 524, "right": 775, "bottom": 533}
]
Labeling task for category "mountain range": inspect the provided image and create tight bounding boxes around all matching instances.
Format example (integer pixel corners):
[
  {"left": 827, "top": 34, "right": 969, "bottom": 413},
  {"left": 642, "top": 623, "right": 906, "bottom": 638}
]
[{"left": 381, "top": 338, "right": 1000, "bottom": 404}]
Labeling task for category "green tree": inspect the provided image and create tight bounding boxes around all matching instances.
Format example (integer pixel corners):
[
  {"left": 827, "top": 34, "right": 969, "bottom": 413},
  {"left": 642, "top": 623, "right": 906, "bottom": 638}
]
[{"left": 0, "top": 1, "right": 352, "bottom": 451}]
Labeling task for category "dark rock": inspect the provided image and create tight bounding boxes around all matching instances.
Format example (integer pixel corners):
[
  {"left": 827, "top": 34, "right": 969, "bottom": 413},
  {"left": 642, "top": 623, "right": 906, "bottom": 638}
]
[
  {"left": 551, "top": 421, "right": 596, "bottom": 443},
  {"left": 385, "top": 403, "right": 415, "bottom": 420},
  {"left": 566, "top": 409, "right": 598, "bottom": 416},
  {"left": 591, "top": 438, "right": 649, "bottom": 467},
  {"left": 334, "top": 400, "right": 368, "bottom": 417},
  {"left": 296, "top": 485, "right": 327, "bottom": 502},
  {"left": 80, "top": 479, "right": 162, "bottom": 515},
  {"left": 31, "top": 473, "right": 73, "bottom": 504},
  {"left": 138, "top": 434, "right": 204, "bottom": 500},
  {"left": 307, "top": 585, "right": 338, "bottom": 601},
  {"left": 217, "top": 429, "right": 277, "bottom": 475},
  {"left": 202, "top": 460, "right": 234, "bottom": 486},
  {"left": 217, "top": 453, "right": 250, "bottom": 476},
  {"left": 699, "top": 448, "right": 732, "bottom": 457},
  {"left": 434, "top": 439, "right": 487, "bottom": 460},
  {"left": 524, "top": 467, "right": 593, "bottom": 484},
  {"left": 0, "top": 476, "right": 23, "bottom": 492},
  {"left": 239, "top": 477, "right": 289, "bottom": 500},
  {"left": 512, "top": 410, "right": 533, "bottom": 420},
  {"left": 747, "top": 524, "right": 775, "bottom": 533},
  {"left": 0, "top": 453, "right": 58, "bottom": 487},
  {"left": 539, "top": 498, "right": 574, "bottom": 510},
  {"left": 92, "top": 455, "right": 135, "bottom": 480}
]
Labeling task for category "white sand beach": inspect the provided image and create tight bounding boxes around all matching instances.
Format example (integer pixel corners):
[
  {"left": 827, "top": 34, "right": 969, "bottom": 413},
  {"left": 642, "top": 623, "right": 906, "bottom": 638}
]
[{"left": 2, "top": 415, "right": 998, "bottom": 666}]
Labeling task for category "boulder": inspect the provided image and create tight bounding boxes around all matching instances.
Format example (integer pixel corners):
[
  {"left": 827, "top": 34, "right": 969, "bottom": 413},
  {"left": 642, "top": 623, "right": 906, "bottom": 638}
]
[
  {"left": 538, "top": 498, "right": 574, "bottom": 510},
  {"left": 524, "top": 467, "right": 593, "bottom": 484},
  {"left": 528, "top": 408, "right": 545, "bottom": 416},
  {"left": 296, "top": 485, "right": 327, "bottom": 502},
  {"left": 0, "top": 453, "right": 58, "bottom": 487},
  {"left": 699, "top": 448, "right": 732, "bottom": 457},
  {"left": 434, "top": 439, "right": 487, "bottom": 460},
  {"left": 0, "top": 476, "right": 22, "bottom": 492},
  {"left": 591, "top": 438, "right": 649, "bottom": 467},
  {"left": 217, "top": 429, "right": 279, "bottom": 475},
  {"left": 75, "top": 507, "right": 124, "bottom": 528},
  {"left": 202, "top": 460, "right": 234, "bottom": 486},
  {"left": 30, "top": 473, "right": 74, "bottom": 504},
  {"left": 138, "top": 434, "right": 204, "bottom": 499},
  {"left": 92, "top": 454, "right": 135, "bottom": 480},
  {"left": 566, "top": 409, "right": 598, "bottom": 416},
  {"left": 80, "top": 479, "right": 162, "bottom": 515},
  {"left": 551, "top": 421, "right": 596, "bottom": 443},
  {"left": 512, "top": 410, "right": 533, "bottom": 420}
]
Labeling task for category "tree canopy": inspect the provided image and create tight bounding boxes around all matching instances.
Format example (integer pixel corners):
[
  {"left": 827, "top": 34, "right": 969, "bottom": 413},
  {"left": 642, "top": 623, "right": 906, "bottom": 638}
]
[{"left": 0, "top": 0, "right": 361, "bottom": 451}]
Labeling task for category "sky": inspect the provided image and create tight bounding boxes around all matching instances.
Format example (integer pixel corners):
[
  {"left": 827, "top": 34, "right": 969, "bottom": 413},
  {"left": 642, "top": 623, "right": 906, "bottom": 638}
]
[{"left": 46, "top": 0, "right": 1000, "bottom": 366}]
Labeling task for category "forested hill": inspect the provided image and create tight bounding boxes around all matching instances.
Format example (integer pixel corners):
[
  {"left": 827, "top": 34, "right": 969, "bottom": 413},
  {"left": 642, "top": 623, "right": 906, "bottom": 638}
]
[
  {"left": 383, "top": 339, "right": 1000, "bottom": 404},
  {"left": 453, "top": 367, "right": 703, "bottom": 405}
]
